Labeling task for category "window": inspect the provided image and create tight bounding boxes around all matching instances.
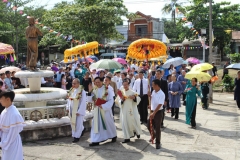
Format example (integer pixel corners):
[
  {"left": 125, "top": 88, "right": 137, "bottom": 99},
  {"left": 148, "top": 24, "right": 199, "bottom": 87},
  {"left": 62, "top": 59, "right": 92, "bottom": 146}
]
[{"left": 135, "top": 25, "right": 147, "bottom": 36}]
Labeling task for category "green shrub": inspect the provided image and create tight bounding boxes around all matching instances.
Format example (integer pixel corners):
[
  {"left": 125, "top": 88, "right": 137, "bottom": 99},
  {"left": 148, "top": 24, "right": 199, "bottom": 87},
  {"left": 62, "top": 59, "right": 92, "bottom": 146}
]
[
  {"left": 222, "top": 74, "right": 235, "bottom": 92},
  {"left": 228, "top": 53, "right": 240, "bottom": 63}
]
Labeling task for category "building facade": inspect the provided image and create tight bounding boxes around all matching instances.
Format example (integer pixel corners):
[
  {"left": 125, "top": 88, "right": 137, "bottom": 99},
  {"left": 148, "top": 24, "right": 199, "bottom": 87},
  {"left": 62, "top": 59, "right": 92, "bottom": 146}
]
[{"left": 128, "top": 11, "right": 165, "bottom": 42}]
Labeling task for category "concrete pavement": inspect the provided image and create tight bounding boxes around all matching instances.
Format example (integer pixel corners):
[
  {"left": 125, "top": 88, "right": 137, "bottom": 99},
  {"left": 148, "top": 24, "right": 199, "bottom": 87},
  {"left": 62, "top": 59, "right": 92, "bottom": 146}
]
[{"left": 18, "top": 93, "right": 240, "bottom": 159}]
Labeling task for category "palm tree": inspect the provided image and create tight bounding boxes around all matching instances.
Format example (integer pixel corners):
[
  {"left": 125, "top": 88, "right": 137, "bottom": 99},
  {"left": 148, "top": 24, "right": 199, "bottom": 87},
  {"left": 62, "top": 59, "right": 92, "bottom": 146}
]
[{"left": 162, "top": 0, "right": 186, "bottom": 25}]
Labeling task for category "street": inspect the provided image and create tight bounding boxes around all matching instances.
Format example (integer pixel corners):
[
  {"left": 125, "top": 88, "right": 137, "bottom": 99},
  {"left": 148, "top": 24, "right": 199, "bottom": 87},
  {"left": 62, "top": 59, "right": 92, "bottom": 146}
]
[{"left": 21, "top": 92, "right": 239, "bottom": 160}]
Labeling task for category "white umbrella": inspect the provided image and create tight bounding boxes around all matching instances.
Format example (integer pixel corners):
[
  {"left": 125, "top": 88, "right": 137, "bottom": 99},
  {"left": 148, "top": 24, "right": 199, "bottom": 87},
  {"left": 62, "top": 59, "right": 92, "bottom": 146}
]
[
  {"left": 162, "top": 57, "right": 184, "bottom": 68},
  {"left": 59, "top": 59, "right": 77, "bottom": 64},
  {"left": 226, "top": 63, "right": 240, "bottom": 70},
  {"left": 0, "top": 66, "right": 21, "bottom": 73}
]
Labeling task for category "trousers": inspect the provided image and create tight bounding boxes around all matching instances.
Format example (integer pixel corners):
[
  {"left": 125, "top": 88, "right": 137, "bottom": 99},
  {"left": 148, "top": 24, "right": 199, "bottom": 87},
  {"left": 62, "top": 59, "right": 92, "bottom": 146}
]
[
  {"left": 137, "top": 95, "right": 149, "bottom": 123},
  {"left": 191, "top": 101, "right": 197, "bottom": 127},
  {"left": 147, "top": 110, "right": 163, "bottom": 144}
]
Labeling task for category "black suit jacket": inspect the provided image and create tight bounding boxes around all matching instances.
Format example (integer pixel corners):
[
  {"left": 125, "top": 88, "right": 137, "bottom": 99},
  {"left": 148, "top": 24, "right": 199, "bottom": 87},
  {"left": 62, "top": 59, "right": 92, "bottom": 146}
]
[{"left": 160, "top": 79, "right": 168, "bottom": 102}]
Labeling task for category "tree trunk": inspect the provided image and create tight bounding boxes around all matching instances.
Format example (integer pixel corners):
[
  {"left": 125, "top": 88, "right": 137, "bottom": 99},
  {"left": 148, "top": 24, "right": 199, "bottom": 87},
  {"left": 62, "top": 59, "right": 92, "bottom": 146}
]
[
  {"left": 15, "top": 25, "right": 18, "bottom": 64},
  {"left": 173, "top": 10, "right": 176, "bottom": 25}
]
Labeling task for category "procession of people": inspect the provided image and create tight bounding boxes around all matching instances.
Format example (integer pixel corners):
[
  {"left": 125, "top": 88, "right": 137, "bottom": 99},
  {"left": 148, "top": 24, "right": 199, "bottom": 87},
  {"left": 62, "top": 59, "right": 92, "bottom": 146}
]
[{"left": 56, "top": 57, "right": 215, "bottom": 150}]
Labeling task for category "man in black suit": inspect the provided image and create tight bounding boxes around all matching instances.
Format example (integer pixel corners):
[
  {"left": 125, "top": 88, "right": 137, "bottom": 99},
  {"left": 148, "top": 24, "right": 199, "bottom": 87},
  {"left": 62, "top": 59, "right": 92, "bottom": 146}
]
[{"left": 155, "top": 69, "right": 168, "bottom": 128}]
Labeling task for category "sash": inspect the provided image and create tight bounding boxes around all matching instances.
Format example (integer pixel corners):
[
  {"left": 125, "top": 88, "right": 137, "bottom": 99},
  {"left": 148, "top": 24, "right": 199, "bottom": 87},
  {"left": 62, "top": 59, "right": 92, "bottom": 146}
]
[
  {"left": 68, "top": 86, "right": 82, "bottom": 131},
  {"left": 93, "top": 87, "right": 107, "bottom": 133},
  {"left": 69, "top": 99, "right": 79, "bottom": 131}
]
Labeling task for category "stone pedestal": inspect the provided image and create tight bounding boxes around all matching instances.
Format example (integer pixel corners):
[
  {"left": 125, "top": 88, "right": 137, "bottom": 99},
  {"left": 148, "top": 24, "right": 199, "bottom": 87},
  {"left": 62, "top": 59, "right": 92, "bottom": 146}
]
[{"left": 28, "top": 78, "right": 41, "bottom": 92}]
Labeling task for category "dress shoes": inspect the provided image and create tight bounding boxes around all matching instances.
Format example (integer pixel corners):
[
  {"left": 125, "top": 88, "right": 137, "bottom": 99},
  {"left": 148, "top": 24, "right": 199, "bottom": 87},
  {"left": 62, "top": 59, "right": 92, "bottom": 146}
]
[
  {"left": 122, "top": 139, "right": 130, "bottom": 143},
  {"left": 112, "top": 136, "right": 117, "bottom": 142},
  {"left": 89, "top": 142, "right": 99, "bottom": 147},
  {"left": 156, "top": 144, "right": 161, "bottom": 149},
  {"left": 72, "top": 137, "right": 80, "bottom": 143}
]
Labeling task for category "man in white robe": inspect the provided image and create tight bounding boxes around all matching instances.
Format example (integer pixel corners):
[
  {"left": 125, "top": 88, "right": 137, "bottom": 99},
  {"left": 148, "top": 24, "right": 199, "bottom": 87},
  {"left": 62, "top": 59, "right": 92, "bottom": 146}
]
[
  {"left": 66, "top": 78, "right": 87, "bottom": 143},
  {"left": 116, "top": 78, "right": 142, "bottom": 143},
  {"left": 89, "top": 77, "right": 117, "bottom": 146},
  {"left": 0, "top": 91, "right": 25, "bottom": 160}
]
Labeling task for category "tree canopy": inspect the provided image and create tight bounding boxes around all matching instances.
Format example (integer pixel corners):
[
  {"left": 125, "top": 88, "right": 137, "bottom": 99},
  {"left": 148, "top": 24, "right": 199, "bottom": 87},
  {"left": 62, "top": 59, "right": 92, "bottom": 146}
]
[
  {"left": 184, "top": 0, "right": 240, "bottom": 56},
  {"left": 41, "top": 0, "right": 129, "bottom": 45}
]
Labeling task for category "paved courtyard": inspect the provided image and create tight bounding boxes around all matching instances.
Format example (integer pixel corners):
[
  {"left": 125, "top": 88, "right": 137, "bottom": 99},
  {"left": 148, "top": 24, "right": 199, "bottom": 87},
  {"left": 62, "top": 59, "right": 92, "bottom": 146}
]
[{"left": 19, "top": 93, "right": 240, "bottom": 160}]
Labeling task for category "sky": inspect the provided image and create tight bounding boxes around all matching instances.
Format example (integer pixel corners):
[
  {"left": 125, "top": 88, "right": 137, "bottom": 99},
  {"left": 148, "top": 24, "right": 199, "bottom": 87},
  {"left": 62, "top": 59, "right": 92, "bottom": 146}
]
[{"left": 28, "top": 0, "right": 239, "bottom": 22}]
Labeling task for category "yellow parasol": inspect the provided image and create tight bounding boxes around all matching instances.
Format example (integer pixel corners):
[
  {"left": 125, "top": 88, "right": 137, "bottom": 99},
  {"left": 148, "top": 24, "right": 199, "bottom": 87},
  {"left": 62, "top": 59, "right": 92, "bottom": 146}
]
[
  {"left": 185, "top": 71, "right": 211, "bottom": 82},
  {"left": 127, "top": 38, "right": 167, "bottom": 61},
  {"left": 63, "top": 41, "right": 99, "bottom": 62},
  {"left": 63, "top": 41, "right": 99, "bottom": 80},
  {"left": 191, "top": 63, "right": 213, "bottom": 72}
]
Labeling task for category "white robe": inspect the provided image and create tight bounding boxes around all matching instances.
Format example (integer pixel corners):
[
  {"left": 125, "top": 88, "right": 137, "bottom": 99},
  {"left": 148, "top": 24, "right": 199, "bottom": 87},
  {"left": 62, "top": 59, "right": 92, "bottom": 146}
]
[
  {"left": 90, "top": 86, "right": 117, "bottom": 143},
  {"left": 0, "top": 105, "right": 25, "bottom": 160},
  {"left": 66, "top": 89, "right": 87, "bottom": 138},
  {"left": 116, "top": 89, "right": 142, "bottom": 139}
]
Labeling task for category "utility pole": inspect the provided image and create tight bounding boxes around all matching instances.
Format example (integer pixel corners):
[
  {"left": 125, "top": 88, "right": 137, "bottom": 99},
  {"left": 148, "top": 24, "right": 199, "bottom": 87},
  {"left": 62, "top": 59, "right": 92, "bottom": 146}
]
[{"left": 209, "top": 0, "right": 213, "bottom": 103}]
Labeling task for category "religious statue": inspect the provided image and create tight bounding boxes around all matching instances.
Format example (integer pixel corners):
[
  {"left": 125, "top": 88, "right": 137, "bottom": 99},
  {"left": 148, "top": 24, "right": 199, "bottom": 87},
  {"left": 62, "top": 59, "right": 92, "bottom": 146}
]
[{"left": 26, "top": 17, "right": 42, "bottom": 71}]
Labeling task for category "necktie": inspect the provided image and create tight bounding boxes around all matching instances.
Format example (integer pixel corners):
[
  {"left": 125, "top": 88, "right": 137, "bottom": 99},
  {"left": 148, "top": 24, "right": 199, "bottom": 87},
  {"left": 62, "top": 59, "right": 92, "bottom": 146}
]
[{"left": 140, "top": 79, "right": 143, "bottom": 97}]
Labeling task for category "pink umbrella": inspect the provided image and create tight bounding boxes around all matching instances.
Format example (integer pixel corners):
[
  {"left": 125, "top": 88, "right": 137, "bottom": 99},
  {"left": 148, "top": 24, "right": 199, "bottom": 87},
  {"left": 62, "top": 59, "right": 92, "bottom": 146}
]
[
  {"left": 0, "top": 43, "right": 14, "bottom": 54},
  {"left": 186, "top": 57, "right": 200, "bottom": 64},
  {"left": 113, "top": 58, "right": 127, "bottom": 65},
  {"left": 80, "top": 57, "right": 93, "bottom": 63}
]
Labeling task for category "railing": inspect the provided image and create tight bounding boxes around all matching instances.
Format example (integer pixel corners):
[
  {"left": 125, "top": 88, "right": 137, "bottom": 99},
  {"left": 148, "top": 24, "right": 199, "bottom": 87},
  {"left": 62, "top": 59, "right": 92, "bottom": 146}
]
[{"left": 18, "top": 103, "right": 94, "bottom": 122}]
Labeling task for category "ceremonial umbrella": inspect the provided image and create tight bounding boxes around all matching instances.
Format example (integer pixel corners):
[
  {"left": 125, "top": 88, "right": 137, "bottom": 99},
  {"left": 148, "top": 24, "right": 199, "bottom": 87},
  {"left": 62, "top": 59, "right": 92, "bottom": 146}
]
[
  {"left": 162, "top": 57, "right": 184, "bottom": 68},
  {"left": 0, "top": 66, "right": 21, "bottom": 73},
  {"left": 226, "top": 63, "right": 240, "bottom": 70},
  {"left": 186, "top": 57, "right": 200, "bottom": 64},
  {"left": 127, "top": 38, "right": 167, "bottom": 61},
  {"left": 191, "top": 63, "right": 213, "bottom": 72},
  {"left": 112, "top": 58, "right": 127, "bottom": 65},
  {"left": 0, "top": 43, "right": 14, "bottom": 54},
  {"left": 89, "top": 59, "right": 122, "bottom": 69},
  {"left": 185, "top": 71, "right": 211, "bottom": 82}
]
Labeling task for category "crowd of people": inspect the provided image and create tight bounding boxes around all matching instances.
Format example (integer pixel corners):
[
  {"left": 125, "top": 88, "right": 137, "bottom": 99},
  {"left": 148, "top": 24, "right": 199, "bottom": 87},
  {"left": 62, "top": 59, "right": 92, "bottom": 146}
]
[{"left": 61, "top": 60, "right": 209, "bottom": 150}]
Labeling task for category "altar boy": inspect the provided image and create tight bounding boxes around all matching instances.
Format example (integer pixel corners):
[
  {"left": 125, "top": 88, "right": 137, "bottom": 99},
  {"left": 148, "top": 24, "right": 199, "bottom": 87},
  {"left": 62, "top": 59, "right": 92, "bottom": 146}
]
[{"left": 0, "top": 91, "right": 25, "bottom": 160}]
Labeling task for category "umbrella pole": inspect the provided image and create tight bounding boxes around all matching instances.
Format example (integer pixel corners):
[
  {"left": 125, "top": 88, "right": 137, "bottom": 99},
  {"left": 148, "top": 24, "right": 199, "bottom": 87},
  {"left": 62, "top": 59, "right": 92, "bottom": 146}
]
[{"left": 146, "top": 53, "right": 153, "bottom": 144}]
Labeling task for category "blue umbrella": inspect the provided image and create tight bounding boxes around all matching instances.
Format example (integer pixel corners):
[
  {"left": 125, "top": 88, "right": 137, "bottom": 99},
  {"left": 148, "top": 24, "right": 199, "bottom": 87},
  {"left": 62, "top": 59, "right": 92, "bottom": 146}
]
[{"left": 87, "top": 55, "right": 99, "bottom": 61}]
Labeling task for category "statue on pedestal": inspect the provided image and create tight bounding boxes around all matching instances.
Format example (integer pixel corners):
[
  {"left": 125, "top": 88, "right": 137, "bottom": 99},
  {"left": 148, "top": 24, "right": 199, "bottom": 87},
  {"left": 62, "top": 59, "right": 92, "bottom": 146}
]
[{"left": 26, "top": 17, "right": 42, "bottom": 71}]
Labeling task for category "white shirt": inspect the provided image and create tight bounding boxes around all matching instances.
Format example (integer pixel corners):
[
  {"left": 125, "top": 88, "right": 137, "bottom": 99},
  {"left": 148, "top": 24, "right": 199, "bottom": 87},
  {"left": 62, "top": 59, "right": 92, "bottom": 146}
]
[
  {"left": 151, "top": 89, "right": 165, "bottom": 111},
  {"left": 112, "top": 76, "right": 121, "bottom": 89},
  {"left": 132, "top": 78, "right": 149, "bottom": 95},
  {"left": 169, "top": 69, "right": 176, "bottom": 75},
  {"left": 41, "top": 77, "right": 46, "bottom": 84},
  {"left": 70, "top": 68, "right": 75, "bottom": 78},
  {"left": 130, "top": 77, "right": 135, "bottom": 88}
]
